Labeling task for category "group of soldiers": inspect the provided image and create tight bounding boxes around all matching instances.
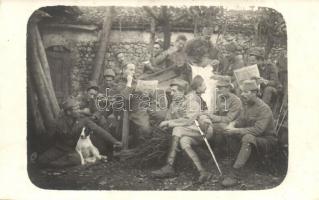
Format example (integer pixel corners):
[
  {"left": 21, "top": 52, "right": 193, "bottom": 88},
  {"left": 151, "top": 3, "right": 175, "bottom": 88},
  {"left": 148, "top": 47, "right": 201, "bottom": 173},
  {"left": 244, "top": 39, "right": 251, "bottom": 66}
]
[{"left": 34, "top": 31, "right": 286, "bottom": 187}]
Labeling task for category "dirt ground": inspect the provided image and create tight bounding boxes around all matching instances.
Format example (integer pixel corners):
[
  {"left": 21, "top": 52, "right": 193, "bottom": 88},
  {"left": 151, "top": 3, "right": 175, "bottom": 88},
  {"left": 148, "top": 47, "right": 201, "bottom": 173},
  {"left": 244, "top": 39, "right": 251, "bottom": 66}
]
[{"left": 28, "top": 149, "right": 287, "bottom": 191}]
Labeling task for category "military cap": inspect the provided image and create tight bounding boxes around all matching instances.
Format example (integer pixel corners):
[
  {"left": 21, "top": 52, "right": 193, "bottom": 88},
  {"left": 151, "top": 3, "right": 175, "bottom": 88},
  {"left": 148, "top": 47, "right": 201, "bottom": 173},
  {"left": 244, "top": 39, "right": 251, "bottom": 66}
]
[
  {"left": 242, "top": 80, "right": 258, "bottom": 91},
  {"left": 87, "top": 80, "right": 99, "bottom": 91},
  {"left": 176, "top": 34, "right": 187, "bottom": 42},
  {"left": 216, "top": 76, "right": 232, "bottom": 87},
  {"left": 104, "top": 68, "right": 116, "bottom": 77},
  {"left": 62, "top": 97, "right": 79, "bottom": 110},
  {"left": 170, "top": 78, "right": 189, "bottom": 90},
  {"left": 225, "top": 43, "right": 242, "bottom": 53},
  {"left": 248, "top": 47, "right": 265, "bottom": 58}
]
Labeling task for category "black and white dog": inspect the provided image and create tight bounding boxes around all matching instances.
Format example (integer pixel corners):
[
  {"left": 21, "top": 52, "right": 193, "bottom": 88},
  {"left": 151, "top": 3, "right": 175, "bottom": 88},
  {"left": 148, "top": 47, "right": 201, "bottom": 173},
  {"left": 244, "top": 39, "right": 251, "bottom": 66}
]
[{"left": 76, "top": 127, "right": 107, "bottom": 165}]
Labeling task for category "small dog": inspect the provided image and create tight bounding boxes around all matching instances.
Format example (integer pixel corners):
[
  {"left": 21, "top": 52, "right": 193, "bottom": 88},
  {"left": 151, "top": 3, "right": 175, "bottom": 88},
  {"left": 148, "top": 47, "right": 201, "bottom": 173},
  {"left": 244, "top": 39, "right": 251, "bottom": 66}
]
[{"left": 76, "top": 127, "right": 107, "bottom": 165}]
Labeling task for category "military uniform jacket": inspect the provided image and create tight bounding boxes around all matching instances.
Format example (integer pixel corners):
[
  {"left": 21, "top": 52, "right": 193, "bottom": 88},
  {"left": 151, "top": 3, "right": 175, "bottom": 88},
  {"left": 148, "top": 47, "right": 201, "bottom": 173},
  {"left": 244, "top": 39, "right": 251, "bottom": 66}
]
[
  {"left": 210, "top": 92, "right": 242, "bottom": 123},
  {"left": 235, "top": 98, "right": 276, "bottom": 137},
  {"left": 258, "top": 62, "right": 279, "bottom": 88},
  {"left": 165, "top": 91, "right": 203, "bottom": 127}
]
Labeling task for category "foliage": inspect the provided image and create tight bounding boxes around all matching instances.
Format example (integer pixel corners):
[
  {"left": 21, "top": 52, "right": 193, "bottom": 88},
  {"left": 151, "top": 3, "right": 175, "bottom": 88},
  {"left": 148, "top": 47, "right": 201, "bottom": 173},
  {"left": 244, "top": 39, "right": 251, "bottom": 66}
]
[{"left": 256, "top": 7, "right": 287, "bottom": 53}]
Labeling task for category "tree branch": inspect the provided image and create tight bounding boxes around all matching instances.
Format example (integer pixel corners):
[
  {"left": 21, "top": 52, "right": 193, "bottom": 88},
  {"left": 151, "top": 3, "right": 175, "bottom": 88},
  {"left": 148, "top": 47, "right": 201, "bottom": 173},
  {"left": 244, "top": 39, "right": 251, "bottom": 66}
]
[
  {"left": 172, "top": 13, "right": 188, "bottom": 23},
  {"left": 143, "top": 6, "right": 160, "bottom": 22}
]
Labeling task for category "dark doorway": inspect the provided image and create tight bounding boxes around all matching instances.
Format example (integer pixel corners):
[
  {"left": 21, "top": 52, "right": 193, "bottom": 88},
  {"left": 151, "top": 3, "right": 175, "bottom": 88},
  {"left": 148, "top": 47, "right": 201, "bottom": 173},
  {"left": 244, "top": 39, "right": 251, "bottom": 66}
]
[{"left": 46, "top": 45, "right": 71, "bottom": 104}]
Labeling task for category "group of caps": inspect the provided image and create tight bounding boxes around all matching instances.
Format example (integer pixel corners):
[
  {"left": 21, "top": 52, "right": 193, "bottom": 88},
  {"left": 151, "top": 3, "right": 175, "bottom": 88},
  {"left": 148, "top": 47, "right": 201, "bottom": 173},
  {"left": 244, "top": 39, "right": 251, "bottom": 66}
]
[{"left": 62, "top": 78, "right": 258, "bottom": 112}]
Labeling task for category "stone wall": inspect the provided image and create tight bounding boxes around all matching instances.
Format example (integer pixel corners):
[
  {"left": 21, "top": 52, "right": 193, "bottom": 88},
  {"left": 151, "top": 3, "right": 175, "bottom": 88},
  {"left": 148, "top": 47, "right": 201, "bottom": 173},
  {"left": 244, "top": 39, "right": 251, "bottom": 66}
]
[
  {"left": 42, "top": 28, "right": 286, "bottom": 97},
  {"left": 71, "top": 41, "right": 151, "bottom": 95}
]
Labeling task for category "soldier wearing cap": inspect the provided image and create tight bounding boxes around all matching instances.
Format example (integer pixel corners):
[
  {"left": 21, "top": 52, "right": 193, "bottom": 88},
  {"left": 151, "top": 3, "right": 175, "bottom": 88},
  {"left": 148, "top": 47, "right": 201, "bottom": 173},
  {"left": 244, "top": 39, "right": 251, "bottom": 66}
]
[
  {"left": 222, "top": 80, "right": 277, "bottom": 184},
  {"left": 198, "top": 76, "right": 242, "bottom": 155},
  {"left": 222, "top": 43, "right": 245, "bottom": 76},
  {"left": 101, "top": 68, "right": 116, "bottom": 92},
  {"left": 247, "top": 47, "right": 280, "bottom": 107},
  {"left": 37, "top": 97, "right": 122, "bottom": 168},
  {"left": 152, "top": 77, "right": 213, "bottom": 183},
  {"left": 148, "top": 42, "right": 167, "bottom": 70}
]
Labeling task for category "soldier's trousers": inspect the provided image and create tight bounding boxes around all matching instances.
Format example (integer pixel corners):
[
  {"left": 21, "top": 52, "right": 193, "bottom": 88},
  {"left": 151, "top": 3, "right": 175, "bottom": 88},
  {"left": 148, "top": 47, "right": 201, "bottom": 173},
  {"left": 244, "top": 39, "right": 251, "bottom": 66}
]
[
  {"left": 229, "top": 133, "right": 278, "bottom": 167},
  {"left": 37, "top": 146, "right": 81, "bottom": 168},
  {"left": 172, "top": 126, "right": 202, "bottom": 149}
]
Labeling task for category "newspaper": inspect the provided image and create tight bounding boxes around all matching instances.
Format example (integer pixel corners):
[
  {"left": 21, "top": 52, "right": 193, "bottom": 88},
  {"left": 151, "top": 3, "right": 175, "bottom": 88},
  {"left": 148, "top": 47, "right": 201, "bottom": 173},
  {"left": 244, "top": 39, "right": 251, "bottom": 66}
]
[
  {"left": 233, "top": 64, "right": 260, "bottom": 89},
  {"left": 135, "top": 80, "right": 158, "bottom": 93}
]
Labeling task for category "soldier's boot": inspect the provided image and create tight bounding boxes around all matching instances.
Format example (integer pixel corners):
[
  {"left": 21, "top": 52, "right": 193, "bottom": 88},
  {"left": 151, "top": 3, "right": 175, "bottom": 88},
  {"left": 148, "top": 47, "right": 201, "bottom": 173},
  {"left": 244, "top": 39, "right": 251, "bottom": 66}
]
[
  {"left": 151, "top": 136, "right": 180, "bottom": 178},
  {"left": 233, "top": 141, "right": 252, "bottom": 169},
  {"left": 184, "top": 147, "right": 212, "bottom": 183},
  {"left": 221, "top": 142, "right": 252, "bottom": 187}
]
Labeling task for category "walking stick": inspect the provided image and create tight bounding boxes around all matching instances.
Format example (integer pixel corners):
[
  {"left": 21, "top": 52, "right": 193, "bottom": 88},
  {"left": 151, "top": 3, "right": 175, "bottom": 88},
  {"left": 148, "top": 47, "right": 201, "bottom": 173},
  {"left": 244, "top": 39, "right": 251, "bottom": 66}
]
[
  {"left": 276, "top": 109, "right": 288, "bottom": 135},
  {"left": 275, "top": 101, "right": 285, "bottom": 130},
  {"left": 194, "top": 120, "right": 223, "bottom": 176}
]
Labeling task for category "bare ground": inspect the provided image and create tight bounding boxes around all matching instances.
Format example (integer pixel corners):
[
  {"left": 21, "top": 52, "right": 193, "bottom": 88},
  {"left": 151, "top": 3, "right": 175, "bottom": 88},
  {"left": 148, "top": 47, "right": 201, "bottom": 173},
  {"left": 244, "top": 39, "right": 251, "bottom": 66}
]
[{"left": 28, "top": 150, "right": 287, "bottom": 191}]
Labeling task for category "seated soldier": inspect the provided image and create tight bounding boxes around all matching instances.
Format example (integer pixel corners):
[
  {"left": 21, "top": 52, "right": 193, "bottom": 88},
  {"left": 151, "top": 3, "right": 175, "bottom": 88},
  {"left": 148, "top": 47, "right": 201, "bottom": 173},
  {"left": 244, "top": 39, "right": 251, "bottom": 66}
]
[
  {"left": 247, "top": 47, "right": 280, "bottom": 108},
  {"left": 198, "top": 76, "right": 242, "bottom": 156},
  {"left": 149, "top": 41, "right": 166, "bottom": 70},
  {"left": 78, "top": 80, "right": 109, "bottom": 129},
  {"left": 77, "top": 80, "right": 115, "bottom": 155},
  {"left": 222, "top": 80, "right": 278, "bottom": 185},
  {"left": 100, "top": 68, "right": 116, "bottom": 94},
  {"left": 151, "top": 77, "right": 213, "bottom": 183},
  {"left": 37, "top": 98, "right": 122, "bottom": 168},
  {"left": 141, "top": 42, "right": 165, "bottom": 73}
]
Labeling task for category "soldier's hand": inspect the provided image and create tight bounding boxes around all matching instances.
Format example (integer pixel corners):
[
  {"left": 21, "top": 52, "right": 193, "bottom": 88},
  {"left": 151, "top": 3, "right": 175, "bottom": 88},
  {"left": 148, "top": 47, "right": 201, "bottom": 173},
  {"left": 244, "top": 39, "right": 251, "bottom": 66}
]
[
  {"left": 210, "top": 59, "right": 220, "bottom": 66},
  {"left": 262, "top": 78, "right": 269, "bottom": 85},
  {"left": 159, "top": 121, "right": 169, "bottom": 129},
  {"left": 113, "top": 141, "right": 123, "bottom": 149},
  {"left": 224, "top": 127, "right": 238, "bottom": 135},
  {"left": 210, "top": 115, "right": 221, "bottom": 123}
]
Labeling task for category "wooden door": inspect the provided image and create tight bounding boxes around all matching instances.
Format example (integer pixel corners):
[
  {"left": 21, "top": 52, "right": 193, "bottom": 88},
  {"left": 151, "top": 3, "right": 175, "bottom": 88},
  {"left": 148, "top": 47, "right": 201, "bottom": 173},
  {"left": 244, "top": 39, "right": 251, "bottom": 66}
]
[{"left": 46, "top": 45, "right": 71, "bottom": 104}]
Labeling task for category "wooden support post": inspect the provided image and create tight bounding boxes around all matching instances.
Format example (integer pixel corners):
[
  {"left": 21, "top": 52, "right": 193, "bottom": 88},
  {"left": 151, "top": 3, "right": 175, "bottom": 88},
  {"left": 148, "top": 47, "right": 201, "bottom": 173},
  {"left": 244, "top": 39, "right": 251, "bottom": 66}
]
[
  {"left": 91, "top": 7, "right": 114, "bottom": 83},
  {"left": 121, "top": 109, "right": 130, "bottom": 150},
  {"left": 28, "top": 24, "right": 55, "bottom": 128},
  {"left": 35, "top": 25, "right": 60, "bottom": 117}
]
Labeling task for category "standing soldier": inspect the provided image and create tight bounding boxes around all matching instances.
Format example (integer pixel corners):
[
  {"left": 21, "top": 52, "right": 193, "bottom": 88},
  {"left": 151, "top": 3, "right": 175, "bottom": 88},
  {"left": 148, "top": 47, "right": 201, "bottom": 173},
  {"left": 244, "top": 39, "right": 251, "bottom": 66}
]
[
  {"left": 152, "top": 77, "right": 213, "bottom": 183},
  {"left": 222, "top": 80, "right": 278, "bottom": 185},
  {"left": 247, "top": 47, "right": 280, "bottom": 107}
]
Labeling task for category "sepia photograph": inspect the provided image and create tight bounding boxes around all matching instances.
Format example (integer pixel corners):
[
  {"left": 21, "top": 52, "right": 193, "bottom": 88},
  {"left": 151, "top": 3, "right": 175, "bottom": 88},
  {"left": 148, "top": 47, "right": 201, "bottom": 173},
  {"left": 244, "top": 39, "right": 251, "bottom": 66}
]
[{"left": 26, "top": 5, "right": 288, "bottom": 190}]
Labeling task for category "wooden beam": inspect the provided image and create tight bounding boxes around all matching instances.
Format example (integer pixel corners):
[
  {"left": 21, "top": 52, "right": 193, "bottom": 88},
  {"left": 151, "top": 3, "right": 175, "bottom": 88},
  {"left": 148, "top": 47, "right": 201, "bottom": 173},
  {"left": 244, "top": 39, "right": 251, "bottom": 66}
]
[
  {"left": 28, "top": 25, "right": 55, "bottom": 128},
  {"left": 91, "top": 7, "right": 114, "bottom": 82},
  {"left": 42, "top": 24, "right": 99, "bottom": 31},
  {"left": 35, "top": 25, "right": 60, "bottom": 117}
]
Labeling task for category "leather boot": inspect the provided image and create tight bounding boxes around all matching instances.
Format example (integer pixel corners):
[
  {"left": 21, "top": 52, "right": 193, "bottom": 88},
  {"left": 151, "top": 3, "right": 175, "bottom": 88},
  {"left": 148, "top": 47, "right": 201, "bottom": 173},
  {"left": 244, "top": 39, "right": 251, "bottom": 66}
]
[
  {"left": 151, "top": 136, "right": 180, "bottom": 178},
  {"left": 184, "top": 147, "right": 212, "bottom": 183},
  {"left": 233, "top": 142, "right": 252, "bottom": 169}
]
